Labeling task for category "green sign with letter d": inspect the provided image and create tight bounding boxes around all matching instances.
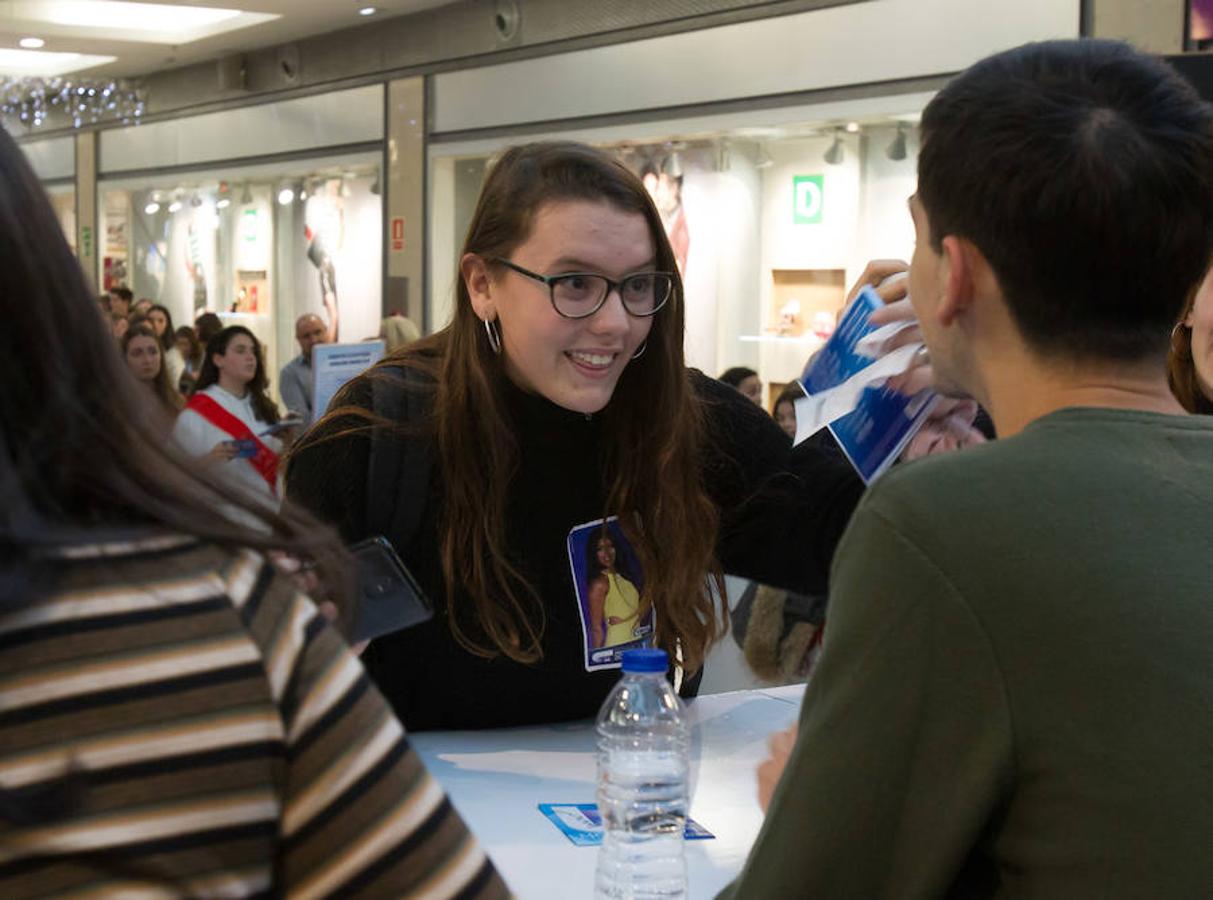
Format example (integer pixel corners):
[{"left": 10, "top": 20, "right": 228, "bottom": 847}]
[{"left": 793, "top": 175, "right": 824, "bottom": 224}]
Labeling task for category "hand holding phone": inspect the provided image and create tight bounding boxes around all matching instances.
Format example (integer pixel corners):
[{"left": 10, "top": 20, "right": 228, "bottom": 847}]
[
  {"left": 223, "top": 438, "right": 259, "bottom": 459},
  {"left": 342, "top": 536, "right": 434, "bottom": 645},
  {"left": 260, "top": 417, "right": 304, "bottom": 437}
]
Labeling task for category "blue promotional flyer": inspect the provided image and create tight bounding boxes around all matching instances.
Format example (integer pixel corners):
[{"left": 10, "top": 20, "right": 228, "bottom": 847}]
[
  {"left": 538, "top": 803, "right": 714, "bottom": 846},
  {"left": 797, "top": 285, "right": 936, "bottom": 483}
]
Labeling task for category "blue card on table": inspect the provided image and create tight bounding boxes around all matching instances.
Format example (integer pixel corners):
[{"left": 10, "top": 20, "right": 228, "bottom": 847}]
[{"left": 537, "top": 803, "right": 714, "bottom": 846}]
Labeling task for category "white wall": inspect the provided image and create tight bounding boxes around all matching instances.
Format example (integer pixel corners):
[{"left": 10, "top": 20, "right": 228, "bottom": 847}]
[
  {"left": 428, "top": 156, "right": 457, "bottom": 333},
  {"left": 99, "top": 85, "right": 384, "bottom": 174},
  {"left": 20, "top": 135, "right": 74, "bottom": 181},
  {"left": 858, "top": 124, "right": 918, "bottom": 267},
  {"left": 706, "top": 149, "right": 764, "bottom": 377},
  {"left": 433, "top": 0, "right": 1080, "bottom": 133}
]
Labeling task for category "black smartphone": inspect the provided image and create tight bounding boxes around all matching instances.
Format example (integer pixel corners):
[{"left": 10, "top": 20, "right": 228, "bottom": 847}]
[{"left": 344, "top": 535, "right": 434, "bottom": 645}]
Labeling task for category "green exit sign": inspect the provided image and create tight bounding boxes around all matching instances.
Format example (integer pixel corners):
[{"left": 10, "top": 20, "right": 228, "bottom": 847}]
[{"left": 793, "top": 175, "right": 824, "bottom": 224}]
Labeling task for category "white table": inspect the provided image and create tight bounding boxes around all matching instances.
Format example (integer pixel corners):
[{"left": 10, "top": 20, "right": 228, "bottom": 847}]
[{"left": 412, "top": 684, "right": 805, "bottom": 899}]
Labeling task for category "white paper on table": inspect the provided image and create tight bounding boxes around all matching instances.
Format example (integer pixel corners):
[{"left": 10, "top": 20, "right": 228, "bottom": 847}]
[{"left": 793, "top": 342, "right": 923, "bottom": 445}]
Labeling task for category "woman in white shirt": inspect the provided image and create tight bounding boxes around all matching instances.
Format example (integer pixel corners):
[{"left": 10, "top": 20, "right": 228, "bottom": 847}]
[{"left": 173, "top": 325, "right": 284, "bottom": 507}]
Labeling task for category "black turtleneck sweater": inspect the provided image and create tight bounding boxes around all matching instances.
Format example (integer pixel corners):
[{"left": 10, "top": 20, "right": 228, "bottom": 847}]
[{"left": 285, "top": 369, "right": 862, "bottom": 731}]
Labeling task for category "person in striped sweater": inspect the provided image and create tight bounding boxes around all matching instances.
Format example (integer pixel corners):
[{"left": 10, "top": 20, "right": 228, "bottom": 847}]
[{"left": 0, "top": 124, "right": 507, "bottom": 899}]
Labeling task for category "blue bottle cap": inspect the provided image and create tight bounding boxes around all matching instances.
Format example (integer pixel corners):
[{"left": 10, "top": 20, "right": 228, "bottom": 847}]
[{"left": 621, "top": 648, "right": 668, "bottom": 673}]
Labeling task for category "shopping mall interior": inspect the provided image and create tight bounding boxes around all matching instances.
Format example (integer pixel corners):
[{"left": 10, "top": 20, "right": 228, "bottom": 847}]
[
  {"left": 11, "top": 0, "right": 1189, "bottom": 404},
  {"left": 3, "top": 2, "right": 1212, "bottom": 898}
]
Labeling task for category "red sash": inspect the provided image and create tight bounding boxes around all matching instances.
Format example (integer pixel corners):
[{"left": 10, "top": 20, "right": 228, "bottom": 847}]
[{"left": 186, "top": 392, "right": 279, "bottom": 493}]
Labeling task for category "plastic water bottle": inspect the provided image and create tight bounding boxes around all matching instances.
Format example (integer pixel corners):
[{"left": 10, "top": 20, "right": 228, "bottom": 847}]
[{"left": 594, "top": 648, "right": 689, "bottom": 900}]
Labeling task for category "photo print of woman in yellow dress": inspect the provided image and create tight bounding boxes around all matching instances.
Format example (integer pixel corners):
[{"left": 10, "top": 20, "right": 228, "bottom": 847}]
[{"left": 568, "top": 517, "right": 653, "bottom": 671}]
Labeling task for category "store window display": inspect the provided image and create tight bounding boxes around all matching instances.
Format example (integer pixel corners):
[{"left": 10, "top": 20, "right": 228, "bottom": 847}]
[
  {"left": 433, "top": 117, "right": 920, "bottom": 403},
  {"left": 99, "top": 156, "right": 382, "bottom": 403}
]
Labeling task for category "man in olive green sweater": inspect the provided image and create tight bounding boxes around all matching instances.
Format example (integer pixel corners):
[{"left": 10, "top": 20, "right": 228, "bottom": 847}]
[{"left": 720, "top": 40, "right": 1213, "bottom": 899}]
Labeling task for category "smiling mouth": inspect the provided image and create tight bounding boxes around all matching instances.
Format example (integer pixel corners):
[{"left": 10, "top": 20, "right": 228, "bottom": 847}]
[{"left": 566, "top": 350, "right": 617, "bottom": 369}]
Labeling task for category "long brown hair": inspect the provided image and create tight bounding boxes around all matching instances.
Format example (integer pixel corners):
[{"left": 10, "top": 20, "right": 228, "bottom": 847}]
[
  {"left": 1168, "top": 288, "right": 1213, "bottom": 414},
  {"left": 121, "top": 323, "right": 184, "bottom": 415},
  {"left": 310, "top": 142, "right": 726, "bottom": 671},
  {"left": 195, "top": 325, "right": 281, "bottom": 424}
]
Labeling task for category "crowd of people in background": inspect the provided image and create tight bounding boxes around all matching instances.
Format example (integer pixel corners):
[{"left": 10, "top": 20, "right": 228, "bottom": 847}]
[{"left": 96, "top": 285, "right": 428, "bottom": 513}]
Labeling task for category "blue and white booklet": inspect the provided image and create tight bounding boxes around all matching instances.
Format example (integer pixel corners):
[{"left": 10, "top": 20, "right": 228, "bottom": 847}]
[
  {"left": 538, "top": 803, "right": 714, "bottom": 846},
  {"left": 795, "top": 285, "right": 937, "bottom": 483}
]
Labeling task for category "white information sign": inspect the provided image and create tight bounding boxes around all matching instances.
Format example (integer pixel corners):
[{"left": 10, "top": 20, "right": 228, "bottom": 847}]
[{"left": 312, "top": 340, "right": 385, "bottom": 418}]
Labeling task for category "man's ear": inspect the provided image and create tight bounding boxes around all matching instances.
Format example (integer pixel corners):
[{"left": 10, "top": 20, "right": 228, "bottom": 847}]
[
  {"left": 938, "top": 236, "right": 984, "bottom": 327},
  {"left": 460, "top": 253, "right": 495, "bottom": 321}
]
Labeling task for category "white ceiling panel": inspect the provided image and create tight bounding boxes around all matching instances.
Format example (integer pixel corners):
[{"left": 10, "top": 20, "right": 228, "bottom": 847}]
[{"left": 0, "top": 0, "right": 461, "bottom": 77}]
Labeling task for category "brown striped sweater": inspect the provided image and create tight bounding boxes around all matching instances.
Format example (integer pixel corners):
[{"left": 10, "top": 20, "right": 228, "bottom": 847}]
[{"left": 0, "top": 533, "right": 510, "bottom": 899}]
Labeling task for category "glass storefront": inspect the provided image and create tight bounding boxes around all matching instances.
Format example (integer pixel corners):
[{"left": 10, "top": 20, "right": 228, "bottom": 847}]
[
  {"left": 99, "top": 150, "right": 383, "bottom": 398},
  {"left": 428, "top": 105, "right": 922, "bottom": 407}
]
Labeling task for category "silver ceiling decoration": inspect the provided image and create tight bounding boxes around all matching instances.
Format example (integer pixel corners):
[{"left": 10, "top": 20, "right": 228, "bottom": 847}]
[{"left": 0, "top": 77, "right": 145, "bottom": 129}]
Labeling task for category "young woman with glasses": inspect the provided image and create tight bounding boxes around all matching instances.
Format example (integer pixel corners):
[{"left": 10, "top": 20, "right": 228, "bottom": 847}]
[{"left": 286, "top": 141, "right": 868, "bottom": 731}]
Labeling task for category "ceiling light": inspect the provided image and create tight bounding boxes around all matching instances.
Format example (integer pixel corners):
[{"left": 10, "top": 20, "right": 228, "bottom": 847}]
[
  {"left": 216, "top": 197, "right": 231, "bottom": 209},
  {"left": 168, "top": 199, "right": 183, "bottom": 213},
  {"left": 144, "top": 201, "right": 160, "bottom": 215},
  {"left": 845, "top": 121, "right": 860, "bottom": 133},
  {"left": 359, "top": 6, "right": 378, "bottom": 15},
  {"left": 13, "top": 2, "right": 279, "bottom": 47},
  {"left": 18, "top": 37, "right": 45, "bottom": 49},
  {"left": 277, "top": 187, "right": 294, "bottom": 205},
  {"left": 824, "top": 130, "right": 845, "bottom": 166},
  {"left": 40, "top": 1, "right": 239, "bottom": 31},
  {"left": 886, "top": 123, "right": 908, "bottom": 161},
  {"left": 0, "top": 48, "right": 115, "bottom": 77}
]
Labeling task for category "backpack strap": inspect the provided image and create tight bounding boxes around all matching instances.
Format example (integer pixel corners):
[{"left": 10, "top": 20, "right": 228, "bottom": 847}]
[{"left": 366, "top": 365, "right": 435, "bottom": 553}]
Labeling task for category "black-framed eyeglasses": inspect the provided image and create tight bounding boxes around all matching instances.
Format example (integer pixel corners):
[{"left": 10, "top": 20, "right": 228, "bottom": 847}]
[{"left": 489, "top": 257, "right": 673, "bottom": 319}]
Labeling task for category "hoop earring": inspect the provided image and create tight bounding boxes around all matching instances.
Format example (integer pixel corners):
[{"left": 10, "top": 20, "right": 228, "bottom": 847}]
[
  {"left": 483, "top": 317, "right": 502, "bottom": 354},
  {"left": 631, "top": 340, "right": 647, "bottom": 360}
]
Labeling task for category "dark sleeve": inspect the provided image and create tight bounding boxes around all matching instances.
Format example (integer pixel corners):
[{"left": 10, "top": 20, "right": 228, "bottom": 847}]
[
  {"left": 284, "top": 377, "right": 374, "bottom": 544},
  {"left": 278, "top": 363, "right": 309, "bottom": 421},
  {"left": 694, "top": 371, "right": 865, "bottom": 596}
]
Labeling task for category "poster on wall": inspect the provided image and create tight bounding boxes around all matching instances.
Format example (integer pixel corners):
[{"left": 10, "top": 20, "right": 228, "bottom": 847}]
[
  {"left": 640, "top": 159, "right": 690, "bottom": 277},
  {"left": 304, "top": 179, "right": 346, "bottom": 341},
  {"left": 294, "top": 171, "right": 382, "bottom": 346}
]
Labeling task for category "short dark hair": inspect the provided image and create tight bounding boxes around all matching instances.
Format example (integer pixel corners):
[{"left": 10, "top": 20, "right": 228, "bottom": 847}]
[
  {"left": 918, "top": 39, "right": 1213, "bottom": 361},
  {"left": 718, "top": 366, "right": 758, "bottom": 387},
  {"left": 194, "top": 312, "right": 223, "bottom": 345},
  {"left": 109, "top": 286, "right": 133, "bottom": 303}
]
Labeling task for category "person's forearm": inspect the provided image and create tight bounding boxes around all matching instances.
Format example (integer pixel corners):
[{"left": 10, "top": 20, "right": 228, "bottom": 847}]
[{"left": 323, "top": 291, "right": 339, "bottom": 343}]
